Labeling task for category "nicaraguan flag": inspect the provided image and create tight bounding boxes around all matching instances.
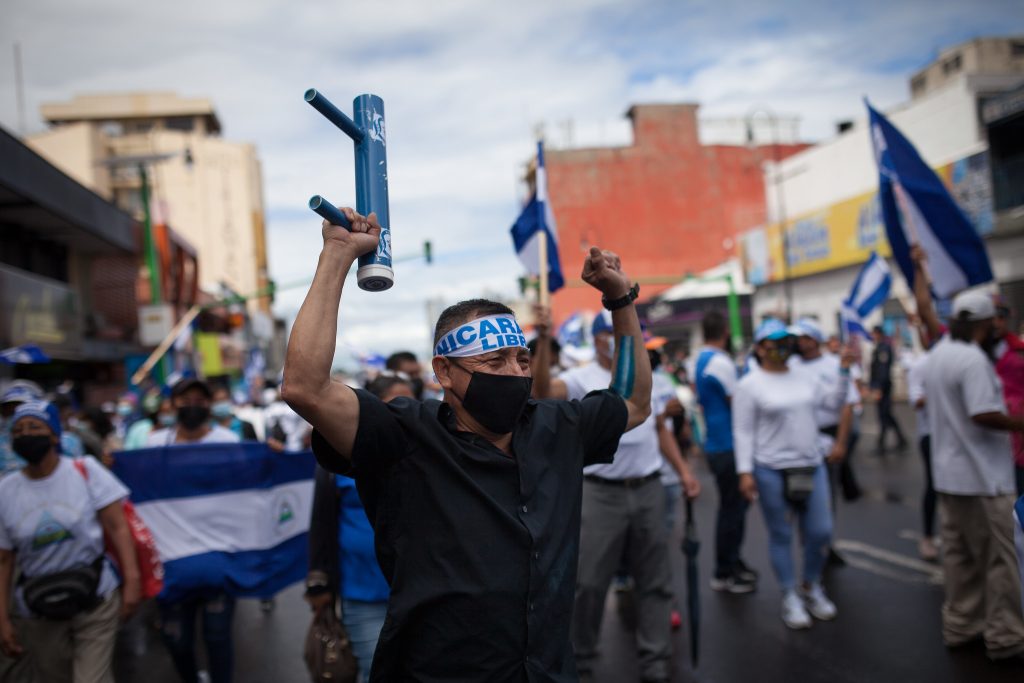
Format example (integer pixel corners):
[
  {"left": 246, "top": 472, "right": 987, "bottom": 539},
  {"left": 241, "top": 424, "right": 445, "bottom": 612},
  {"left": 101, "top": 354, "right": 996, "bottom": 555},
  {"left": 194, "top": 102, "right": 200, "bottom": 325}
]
[
  {"left": 112, "top": 443, "right": 315, "bottom": 601},
  {"left": 841, "top": 252, "right": 892, "bottom": 338},
  {"left": 557, "top": 311, "right": 586, "bottom": 348},
  {"left": 510, "top": 141, "right": 564, "bottom": 293},
  {"left": 866, "top": 100, "right": 993, "bottom": 299},
  {"left": 1016, "top": 496, "right": 1024, "bottom": 616},
  {"left": 0, "top": 344, "right": 51, "bottom": 365}
]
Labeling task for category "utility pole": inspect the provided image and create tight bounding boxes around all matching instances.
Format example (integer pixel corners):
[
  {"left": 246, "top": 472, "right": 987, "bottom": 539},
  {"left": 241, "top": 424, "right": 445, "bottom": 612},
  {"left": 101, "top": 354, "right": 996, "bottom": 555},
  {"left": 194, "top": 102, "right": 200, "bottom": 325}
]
[{"left": 13, "top": 43, "right": 26, "bottom": 136}]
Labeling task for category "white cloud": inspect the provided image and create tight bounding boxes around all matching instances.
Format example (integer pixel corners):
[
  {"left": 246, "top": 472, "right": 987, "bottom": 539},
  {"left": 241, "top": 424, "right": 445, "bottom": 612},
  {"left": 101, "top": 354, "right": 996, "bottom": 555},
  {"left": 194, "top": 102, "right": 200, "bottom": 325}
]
[{"left": 1, "top": 0, "right": 1022, "bottom": 359}]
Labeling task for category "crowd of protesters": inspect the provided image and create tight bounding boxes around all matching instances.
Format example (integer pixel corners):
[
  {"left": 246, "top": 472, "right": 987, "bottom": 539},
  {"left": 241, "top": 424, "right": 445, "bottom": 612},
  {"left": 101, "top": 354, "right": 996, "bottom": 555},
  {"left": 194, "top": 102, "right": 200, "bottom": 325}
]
[{"left": 2, "top": 233, "right": 1024, "bottom": 682}]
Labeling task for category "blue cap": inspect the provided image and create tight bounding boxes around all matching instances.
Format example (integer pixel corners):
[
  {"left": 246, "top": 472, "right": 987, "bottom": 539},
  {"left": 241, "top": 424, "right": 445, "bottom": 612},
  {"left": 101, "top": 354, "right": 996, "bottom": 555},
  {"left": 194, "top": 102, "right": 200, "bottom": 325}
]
[
  {"left": 11, "top": 400, "right": 62, "bottom": 443},
  {"left": 591, "top": 310, "right": 613, "bottom": 337},
  {"left": 792, "top": 317, "right": 825, "bottom": 343},
  {"left": 754, "top": 318, "right": 793, "bottom": 343}
]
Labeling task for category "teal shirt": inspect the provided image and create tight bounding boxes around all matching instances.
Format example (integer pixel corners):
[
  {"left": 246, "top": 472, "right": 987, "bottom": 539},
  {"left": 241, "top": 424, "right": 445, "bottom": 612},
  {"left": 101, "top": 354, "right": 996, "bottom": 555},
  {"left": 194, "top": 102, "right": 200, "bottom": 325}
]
[{"left": 123, "top": 418, "right": 155, "bottom": 450}]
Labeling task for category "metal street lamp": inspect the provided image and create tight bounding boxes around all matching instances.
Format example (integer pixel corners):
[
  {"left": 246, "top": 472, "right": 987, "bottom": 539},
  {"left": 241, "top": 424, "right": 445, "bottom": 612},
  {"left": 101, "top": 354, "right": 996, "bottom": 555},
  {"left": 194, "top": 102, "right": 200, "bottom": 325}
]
[{"left": 745, "top": 107, "right": 793, "bottom": 322}]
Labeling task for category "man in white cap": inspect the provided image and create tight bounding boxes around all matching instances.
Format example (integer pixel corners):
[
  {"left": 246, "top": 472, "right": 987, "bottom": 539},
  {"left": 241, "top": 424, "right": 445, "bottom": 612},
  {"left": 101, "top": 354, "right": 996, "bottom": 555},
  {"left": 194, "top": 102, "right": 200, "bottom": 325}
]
[{"left": 924, "top": 288, "right": 1024, "bottom": 659}]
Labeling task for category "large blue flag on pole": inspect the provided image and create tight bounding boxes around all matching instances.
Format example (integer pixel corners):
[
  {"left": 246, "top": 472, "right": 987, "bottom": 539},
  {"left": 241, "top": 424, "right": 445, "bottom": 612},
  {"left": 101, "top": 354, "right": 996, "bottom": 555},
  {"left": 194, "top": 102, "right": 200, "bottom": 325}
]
[
  {"left": 866, "top": 100, "right": 993, "bottom": 299},
  {"left": 112, "top": 443, "right": 315, "bottom": 601},
  {"left": 510, "top": 142, "right": 564, "bottom": 293},
  {"left": 841, "top": 251, "right": 892, "bottom": 339}
]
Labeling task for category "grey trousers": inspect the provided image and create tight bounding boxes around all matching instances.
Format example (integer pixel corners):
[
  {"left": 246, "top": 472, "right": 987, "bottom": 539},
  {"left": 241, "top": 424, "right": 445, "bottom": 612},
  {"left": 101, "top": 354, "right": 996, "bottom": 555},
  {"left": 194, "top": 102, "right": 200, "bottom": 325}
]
[
  {"left": 939, "top": 493, "right": 1024, "bottom": 659},
  {"left": 572, "top": 476, "right": 672, "bottom": 680}
]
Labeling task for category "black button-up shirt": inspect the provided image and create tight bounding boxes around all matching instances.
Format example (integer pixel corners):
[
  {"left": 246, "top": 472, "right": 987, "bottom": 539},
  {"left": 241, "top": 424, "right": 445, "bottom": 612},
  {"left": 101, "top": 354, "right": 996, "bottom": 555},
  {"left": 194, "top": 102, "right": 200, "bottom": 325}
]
[{"left": 312, "top": 388, "right": 628, "bottom": 682}]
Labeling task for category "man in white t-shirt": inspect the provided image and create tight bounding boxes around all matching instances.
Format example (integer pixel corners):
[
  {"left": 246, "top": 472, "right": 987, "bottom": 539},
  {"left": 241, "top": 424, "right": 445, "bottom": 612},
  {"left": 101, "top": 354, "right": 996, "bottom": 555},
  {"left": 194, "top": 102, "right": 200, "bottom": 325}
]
[
  {"left": 924, "top": 290, "right": 1024, "bottom": 659},
  {"left": 534, "top": 310, "right": 699, "bottom": 683}
]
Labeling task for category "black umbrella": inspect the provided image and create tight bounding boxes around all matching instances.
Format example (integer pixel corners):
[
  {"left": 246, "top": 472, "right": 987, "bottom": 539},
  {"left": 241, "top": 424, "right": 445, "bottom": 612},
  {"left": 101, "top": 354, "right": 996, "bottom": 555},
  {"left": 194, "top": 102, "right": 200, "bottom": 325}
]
[{"left": 681, "top": 497, "right": 701, "bottom": 668}]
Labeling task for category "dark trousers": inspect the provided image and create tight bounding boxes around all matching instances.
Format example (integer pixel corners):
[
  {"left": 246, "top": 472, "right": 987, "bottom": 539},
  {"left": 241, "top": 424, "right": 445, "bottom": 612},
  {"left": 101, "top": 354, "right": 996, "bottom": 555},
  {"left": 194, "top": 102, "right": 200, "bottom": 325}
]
[
  {"left": 920, "top": 436, "right": 937, "bottom": 537},
  {"left": 707, "top": 450, "right": 749, "bottom": 578},
  {"left": 158, "top": 593, "right": 236, "bottom": 683},
  {"left": 876, "top": 386, "right": 907, "bottom": 448}
]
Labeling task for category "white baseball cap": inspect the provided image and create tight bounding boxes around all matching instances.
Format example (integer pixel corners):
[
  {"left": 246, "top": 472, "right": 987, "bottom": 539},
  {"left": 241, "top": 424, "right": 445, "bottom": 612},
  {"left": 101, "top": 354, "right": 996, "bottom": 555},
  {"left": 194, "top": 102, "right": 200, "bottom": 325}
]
[{"left": 951, "top": 289, "right": 995, "bottom": 321}]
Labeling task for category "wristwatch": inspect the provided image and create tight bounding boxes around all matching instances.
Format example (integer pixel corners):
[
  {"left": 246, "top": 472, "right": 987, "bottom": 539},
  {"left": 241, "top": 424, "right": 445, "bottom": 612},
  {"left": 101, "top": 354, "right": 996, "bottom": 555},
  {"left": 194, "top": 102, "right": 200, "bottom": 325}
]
[{"left": 602, "top": 283, "right": 640, "bottom": 311}]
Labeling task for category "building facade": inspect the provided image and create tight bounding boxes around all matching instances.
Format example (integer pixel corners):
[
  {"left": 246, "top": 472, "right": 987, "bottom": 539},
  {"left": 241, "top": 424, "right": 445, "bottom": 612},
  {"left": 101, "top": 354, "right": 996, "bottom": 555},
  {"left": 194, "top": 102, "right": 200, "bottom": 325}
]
[
  {"left": 543, "top": 103, "right": 808, "bottom": 322},
  {"left": 26, "top": 92, "right": 271, "bottom": 316},
  {"left": 738, "top": 36, "right": 1024, "bottom": 342},
  {"left": 0, "top": 127, "right": 174, "bottom": 402}
]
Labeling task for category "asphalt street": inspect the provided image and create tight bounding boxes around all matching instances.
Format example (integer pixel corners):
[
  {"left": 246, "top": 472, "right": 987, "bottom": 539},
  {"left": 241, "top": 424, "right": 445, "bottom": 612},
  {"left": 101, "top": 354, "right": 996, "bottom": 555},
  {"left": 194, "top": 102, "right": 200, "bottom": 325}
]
[{"left": 23, "top": 402, "right": 1023, "bottom": 683}]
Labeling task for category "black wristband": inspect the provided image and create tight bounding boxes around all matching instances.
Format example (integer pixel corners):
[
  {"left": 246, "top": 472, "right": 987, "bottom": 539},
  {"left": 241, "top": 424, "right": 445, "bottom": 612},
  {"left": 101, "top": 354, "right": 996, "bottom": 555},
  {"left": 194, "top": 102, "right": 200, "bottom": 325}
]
[{"left": 602, "top": 283, "right": 640, "bottom": 311}]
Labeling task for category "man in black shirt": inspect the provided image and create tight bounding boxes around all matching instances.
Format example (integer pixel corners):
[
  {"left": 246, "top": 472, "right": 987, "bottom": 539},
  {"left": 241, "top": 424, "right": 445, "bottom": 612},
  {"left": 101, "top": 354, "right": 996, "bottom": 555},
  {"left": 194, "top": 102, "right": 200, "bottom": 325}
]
[
  {"left": 870, "top": 325, "right": 908, "bottom": 451},
  {"left": 282, "top": 206, "right": 652, "bottom": 682}
]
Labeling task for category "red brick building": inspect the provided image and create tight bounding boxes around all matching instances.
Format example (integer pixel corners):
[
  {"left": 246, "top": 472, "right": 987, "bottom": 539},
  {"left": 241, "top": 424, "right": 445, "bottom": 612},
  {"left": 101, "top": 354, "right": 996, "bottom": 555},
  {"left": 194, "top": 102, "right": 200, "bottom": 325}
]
[{"left": 544, "top": 103, "right": 808, "bottom": 322}]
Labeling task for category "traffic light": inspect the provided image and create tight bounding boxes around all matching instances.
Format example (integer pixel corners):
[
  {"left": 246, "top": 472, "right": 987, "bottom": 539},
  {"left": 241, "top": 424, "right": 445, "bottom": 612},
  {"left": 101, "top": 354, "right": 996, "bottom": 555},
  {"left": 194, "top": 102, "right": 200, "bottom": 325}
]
[{"left": 424, "top": 240, "right": 433, "bottom": 264}]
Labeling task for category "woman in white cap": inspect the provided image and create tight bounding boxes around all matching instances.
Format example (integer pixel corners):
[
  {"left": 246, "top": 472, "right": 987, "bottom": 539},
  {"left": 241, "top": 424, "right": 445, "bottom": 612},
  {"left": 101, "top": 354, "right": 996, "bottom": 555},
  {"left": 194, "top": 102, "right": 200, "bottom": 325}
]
[
  {"left": 0, "top": 400, "right": 139, "bottom": 683},
  {"left": 733, "top": 319, "right": 853, "bottom": 630}
]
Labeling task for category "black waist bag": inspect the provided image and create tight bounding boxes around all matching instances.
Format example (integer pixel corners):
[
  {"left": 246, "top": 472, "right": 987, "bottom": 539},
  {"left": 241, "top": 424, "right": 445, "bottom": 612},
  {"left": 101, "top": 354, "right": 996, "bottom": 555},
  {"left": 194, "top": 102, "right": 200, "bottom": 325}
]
[
  {"left": 781, "top": 467, "right": 817, "bottom": 508},
  {"left": 21, "top": 557, "right": 103, "bottom": 620}
]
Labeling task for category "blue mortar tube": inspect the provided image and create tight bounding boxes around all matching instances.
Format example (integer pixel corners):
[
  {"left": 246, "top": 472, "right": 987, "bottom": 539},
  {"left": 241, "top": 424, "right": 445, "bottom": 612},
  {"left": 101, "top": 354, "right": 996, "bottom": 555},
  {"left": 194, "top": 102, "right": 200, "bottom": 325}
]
[
  {"left": 305, "top": 88, "right": 394, "bottom": 292},
  {"left": 308, "top": 195, "right": 352, "bottom": 230}
]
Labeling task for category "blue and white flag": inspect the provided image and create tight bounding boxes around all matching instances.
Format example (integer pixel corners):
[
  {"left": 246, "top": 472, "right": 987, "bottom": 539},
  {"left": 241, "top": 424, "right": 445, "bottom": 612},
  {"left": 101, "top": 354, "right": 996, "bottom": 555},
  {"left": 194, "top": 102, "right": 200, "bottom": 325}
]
[
  {"left": 112, "top": 443, "right": 315, "bottom": 601},
  {"left": 866, "top": 100, "right": 993, "bottom": 299},
  {"left": 0, "top": 344, "right": 50, "bottom": 365},
  {"left": 1015, "top": 496, "right": 1024, "bottom": 616},
  {"left": 841, "top": 252, "right": 892, "bottom": 338},
  {"left": 557, "top": 311, "right": 586, "bottom": 348},
  {"left": 510, "top": 142, "right": 564, "bottom": 293}
]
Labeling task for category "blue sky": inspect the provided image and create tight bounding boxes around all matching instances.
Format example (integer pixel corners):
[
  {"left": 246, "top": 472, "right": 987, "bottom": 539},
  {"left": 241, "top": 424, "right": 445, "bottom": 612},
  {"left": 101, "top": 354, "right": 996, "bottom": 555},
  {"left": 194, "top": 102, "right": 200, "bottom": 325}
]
[{"left": 2, "top": 0, "right": 1022, "bottom": 364}]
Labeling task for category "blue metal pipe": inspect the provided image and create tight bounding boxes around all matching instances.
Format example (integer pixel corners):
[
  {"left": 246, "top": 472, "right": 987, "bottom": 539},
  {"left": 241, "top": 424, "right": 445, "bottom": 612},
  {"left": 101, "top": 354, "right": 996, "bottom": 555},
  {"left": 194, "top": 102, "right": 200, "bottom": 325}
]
[
  {"left": 305, "top": 88, "right": 394, "bottom": 292},
  {"left": 308, "top": 195, "right": 352, "bottom": 230},
  {"left": 304, "top": 89, "right": 364, "bottom": 143}
]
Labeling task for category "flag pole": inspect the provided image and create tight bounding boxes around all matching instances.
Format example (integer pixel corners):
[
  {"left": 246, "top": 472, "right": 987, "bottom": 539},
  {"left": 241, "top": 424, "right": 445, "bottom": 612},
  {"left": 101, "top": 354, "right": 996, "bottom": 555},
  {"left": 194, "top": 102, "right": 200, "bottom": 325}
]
[{"left": 538, "top": 232, "right": 550, "bottom": 308}]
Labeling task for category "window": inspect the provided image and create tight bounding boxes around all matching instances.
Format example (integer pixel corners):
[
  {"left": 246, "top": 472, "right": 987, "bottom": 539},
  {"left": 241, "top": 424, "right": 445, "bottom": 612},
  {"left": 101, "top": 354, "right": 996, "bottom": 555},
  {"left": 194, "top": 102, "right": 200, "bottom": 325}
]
[
  {"left": 165, "top": 116, "right": 194, "bottom": 132},
  {"left": 911, "top": 75, "right": 927, "bottom": 95},
  {"left": 1011, "top": 41, "right": 1024, "bottom": 58},
  {"left": 942, "top": 53, "right": 962, "bottom": 76}
]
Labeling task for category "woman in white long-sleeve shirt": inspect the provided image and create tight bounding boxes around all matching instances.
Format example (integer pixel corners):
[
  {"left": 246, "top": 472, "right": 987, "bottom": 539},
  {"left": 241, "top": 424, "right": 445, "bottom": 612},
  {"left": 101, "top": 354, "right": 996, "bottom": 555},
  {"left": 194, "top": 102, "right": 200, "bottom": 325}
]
[{"left": 733, "top": 319, "right": 852, "bottom": 630}]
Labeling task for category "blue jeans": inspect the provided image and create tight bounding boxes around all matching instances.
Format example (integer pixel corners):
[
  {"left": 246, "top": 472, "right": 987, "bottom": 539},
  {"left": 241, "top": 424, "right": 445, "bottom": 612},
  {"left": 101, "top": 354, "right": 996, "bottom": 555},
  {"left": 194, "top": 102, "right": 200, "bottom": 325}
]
[
  {"left": 158, "top": 592, "right": 236, "bottom": 683},
  {"left": 753, "top": 463, "right": 833, "bottom": 592},
  {"left": 342, "top": 599, "right": 387, "bottom": 679}
]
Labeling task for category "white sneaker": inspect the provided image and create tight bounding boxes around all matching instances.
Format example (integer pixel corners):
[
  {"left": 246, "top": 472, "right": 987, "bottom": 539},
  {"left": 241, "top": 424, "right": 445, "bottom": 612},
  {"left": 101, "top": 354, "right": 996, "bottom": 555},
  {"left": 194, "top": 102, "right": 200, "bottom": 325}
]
[
  {"left": 781, "top": 590, "right": 812, "bottom": 630},
  {"left": 803, "top": 583, "right": 837, "bottom": 621}
]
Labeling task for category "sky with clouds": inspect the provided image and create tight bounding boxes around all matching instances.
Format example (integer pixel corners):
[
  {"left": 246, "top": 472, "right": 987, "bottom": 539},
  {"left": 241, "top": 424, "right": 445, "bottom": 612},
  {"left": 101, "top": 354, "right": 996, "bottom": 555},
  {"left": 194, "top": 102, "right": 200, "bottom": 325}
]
[{"left": 2, "top": 0, "right": 1022, "bottom": 366}]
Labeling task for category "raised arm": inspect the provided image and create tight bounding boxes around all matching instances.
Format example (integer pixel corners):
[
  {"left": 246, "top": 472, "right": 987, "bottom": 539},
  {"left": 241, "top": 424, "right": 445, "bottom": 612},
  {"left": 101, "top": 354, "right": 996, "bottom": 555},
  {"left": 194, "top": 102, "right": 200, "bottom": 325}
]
[
  {"left": 910, "top": 244, "right": 943, "bottom": 346},
  {"left": 581, "top": 247, "right": 651, "bottom": 429},
  {"left": 531, "top": 304, "right": 569, "bottom": 400},
  {"left": 281, "top": 208, "right": 381, "bottom": 462}
]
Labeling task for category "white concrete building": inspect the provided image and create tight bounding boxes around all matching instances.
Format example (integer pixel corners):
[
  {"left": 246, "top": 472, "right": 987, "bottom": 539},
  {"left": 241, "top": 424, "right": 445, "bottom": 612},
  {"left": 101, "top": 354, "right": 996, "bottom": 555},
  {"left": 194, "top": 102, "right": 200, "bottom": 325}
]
[{"left": 739, "top": 36, "right": 1024, "bottom": 343}]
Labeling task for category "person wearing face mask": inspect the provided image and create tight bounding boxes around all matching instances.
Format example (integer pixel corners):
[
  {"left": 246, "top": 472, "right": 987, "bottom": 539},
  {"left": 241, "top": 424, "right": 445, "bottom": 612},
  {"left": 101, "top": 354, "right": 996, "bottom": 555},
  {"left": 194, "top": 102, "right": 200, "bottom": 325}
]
[
  {"left": 210, "top": 385, "right": 258, "bottom": 441},
  {"left": 535, "top": 310, "right": 701, "bottom": 682},
  {"left": 122, "top": 388, "right": 165, "bottom": 451},
  {"left": 144, "top": 377, "right": 238, "bottom": 683},
  {"left": 283, "top": 204, "right": 650, "bottom": 682},
  {"left": 922, "top": 290, "right": 1024, "bottom": 660},
  {"left": 0, "top": 401, "right": 140, "bottom": 683},
  {"left": 385, "top": 351, "right": 427, "bottom": 400},
  {"left": 733, "top": 319, "right": 853, "bottom": 630}
]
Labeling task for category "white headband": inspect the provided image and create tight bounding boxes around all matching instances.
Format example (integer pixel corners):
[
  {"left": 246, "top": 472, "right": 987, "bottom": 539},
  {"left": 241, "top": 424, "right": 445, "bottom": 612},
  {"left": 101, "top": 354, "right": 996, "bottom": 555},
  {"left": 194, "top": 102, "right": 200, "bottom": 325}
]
[{"left": 434, "top": 314, "right": 528, "bottom": 358}]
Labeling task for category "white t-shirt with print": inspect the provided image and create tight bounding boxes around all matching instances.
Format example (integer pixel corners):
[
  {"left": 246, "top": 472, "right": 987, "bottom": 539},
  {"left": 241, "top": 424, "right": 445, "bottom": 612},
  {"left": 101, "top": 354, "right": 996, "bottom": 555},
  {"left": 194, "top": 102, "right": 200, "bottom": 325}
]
[
  {"left": 559, "top": 362, "right": 668, "bottom": 480},
  {"left": 145, "top": 424, "right": 240, "bottom": 446},
  {"left": 0, "top": 457, "right": 129, "bottom": 613},
  {"left": 924, "top": 337, "right": 1014, "bottom": 496}
]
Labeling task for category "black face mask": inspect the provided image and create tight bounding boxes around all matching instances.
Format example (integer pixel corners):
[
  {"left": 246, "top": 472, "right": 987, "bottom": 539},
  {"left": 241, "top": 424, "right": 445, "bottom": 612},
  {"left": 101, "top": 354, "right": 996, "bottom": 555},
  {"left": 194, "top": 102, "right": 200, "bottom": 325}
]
[
  {"left": 450, "top": 363, "right": 533, "bottom": 434},
  {"left": 177, "top": 405, "right": 210, "bottom": 430},
  {"left": 13, "top": 435, "right": 53, "bottom": 465}
]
